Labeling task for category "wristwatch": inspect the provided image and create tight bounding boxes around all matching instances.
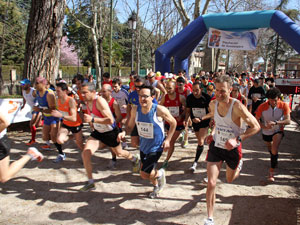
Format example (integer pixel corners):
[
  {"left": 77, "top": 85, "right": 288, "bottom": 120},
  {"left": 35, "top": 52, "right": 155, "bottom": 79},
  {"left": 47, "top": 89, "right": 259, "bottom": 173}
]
[{"left": 91, "top": 117, "right": 95, "bottom": 123}]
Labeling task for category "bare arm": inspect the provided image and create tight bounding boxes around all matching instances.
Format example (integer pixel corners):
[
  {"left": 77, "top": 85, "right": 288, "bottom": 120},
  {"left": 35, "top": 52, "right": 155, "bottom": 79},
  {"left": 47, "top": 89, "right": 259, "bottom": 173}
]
[
  {"left": 113, "top": 101, "right": 122, "bottom": 124},
  {"left": 0, "top": 112, "right": 9, "bottom": 133},
  {"left": 84, "top": 97, "right": 114, "bottom": 124},
  {"left": 126, "top": 105, "right": 137, "bottom": 134},
  {"left": 157, "top": 105, "right": 177, "bottom": 143}
]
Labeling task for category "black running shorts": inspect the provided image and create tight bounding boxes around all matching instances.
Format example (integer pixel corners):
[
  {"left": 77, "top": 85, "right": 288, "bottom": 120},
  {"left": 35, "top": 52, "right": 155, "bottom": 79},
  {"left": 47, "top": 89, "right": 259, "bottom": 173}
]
[
  {"left": 90, "top": 127, "right": 120, "bottom": 148},
  {"left": 0, "top": 135, "right": 11, "bottom": 160},
  {"left": 140, "top": 151, "right": 163, "bottom": 174}
]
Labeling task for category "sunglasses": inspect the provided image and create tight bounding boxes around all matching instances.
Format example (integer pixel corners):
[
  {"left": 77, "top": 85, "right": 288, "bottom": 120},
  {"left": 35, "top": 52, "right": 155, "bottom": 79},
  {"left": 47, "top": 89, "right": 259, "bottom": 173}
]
[
  {"left": 135, "top": 85, "right": 143, "bottom": 89},
  {"left": 147, "top": 76, "right": 154, "bottom": 79}
]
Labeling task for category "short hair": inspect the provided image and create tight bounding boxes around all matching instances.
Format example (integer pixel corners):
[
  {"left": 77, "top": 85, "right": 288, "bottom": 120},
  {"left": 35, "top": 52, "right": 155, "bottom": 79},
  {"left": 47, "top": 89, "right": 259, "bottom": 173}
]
[
  {"left": 193, "top": 81, "right": 201, "bottom": 87},
  {"left": 178, "top": 69, "right": 185, "bottom": 74},
  {"left": 82, "top": 82, "right": 96, "bottom": 92},
  {"left": 215, "top": 75, "right": 233, "bottom": 87},
  {"left": 176, "top": 77, "right": 185, "bottom": 83},
  {"left": 103, "top": 72, "right": 110, "bottom": 78},
  {"left": 76, "top": 74, "right": 84, "bottom": 83},
  {"left": 56, "top": 82, "right": 68, "bottom": 91},
  {"left": 102, "top": 84, "right": 112, "bottom": 91},
  {"left": 134, "top": 76, "right": 143, "bottom": 83},
  {"left": 201, "top": 75, "right": 208, "bottom": 80},
  {"left": 112, "top": 78, "right": 122, "bottom": 85},
  {"left": 140, "top": 85, "right": 156, "bottom": 96},
  {"left": 266, "top": 88, "right": 281, "bottom": 99}
]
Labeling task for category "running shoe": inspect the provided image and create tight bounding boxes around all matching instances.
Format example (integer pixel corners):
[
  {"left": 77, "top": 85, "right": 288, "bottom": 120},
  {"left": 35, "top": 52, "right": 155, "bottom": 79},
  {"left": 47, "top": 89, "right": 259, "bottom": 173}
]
[
  {"left": 27, "top": 147, "right": 44, "bottom": 162},
  {"left": 161, "top": 160, "right": 169, "bottom": 169},
  {"left": 189, "top": 162, "right": 197, "bottom": 173},
  {"left": 79, "top": 182, "right": 95, "bottom": 192},
  {"left": 26, "top": 140, "right": 36, "bottom": 146},
  {"left": 53, "top": 154, "right": 66, "bottom": 163},
  {"left": 203, "top": 177, "right": 208, "bottom": 184},
  {"left": 237, "top": 159, "right": 243, "bottom": 171},
  {"left": 158, "top": 168, "right": 166, "bottom": 192},
  {"left": 179, "top": 130, "right": 185, "bottom": 143},
  {"left": 132, "top": 154, "right": 140, "bottom": 173},
  {"left": 149, "top": 186, "right": 159, "bottom": 199},
  {"left": 107, "top": 160, "right": 117, "bottom": 169},
  {"left": 41, "top": 144, "right": 51, "bottom": 150},
  {"left": 268, "top": 171, "right": 275, "bottom": 182},
  {"left": 204, "top": 218, "right": 214, "bottom": 225},
  {"left": 181, "top": 140, "right": 189, "bottom": 148}
]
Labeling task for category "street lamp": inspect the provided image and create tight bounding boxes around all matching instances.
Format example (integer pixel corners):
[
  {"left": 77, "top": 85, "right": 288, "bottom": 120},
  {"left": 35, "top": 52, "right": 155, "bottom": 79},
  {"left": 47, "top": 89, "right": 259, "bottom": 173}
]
[{"left": 128, "top": 12, "right": 137, "bottom": 73}]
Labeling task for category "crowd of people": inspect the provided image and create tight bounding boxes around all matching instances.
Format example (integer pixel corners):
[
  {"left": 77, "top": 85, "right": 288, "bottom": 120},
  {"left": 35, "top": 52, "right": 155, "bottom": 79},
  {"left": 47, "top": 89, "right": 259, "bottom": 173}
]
[{"left": 0, "top": 69, "right": 293, "bottom": 225}]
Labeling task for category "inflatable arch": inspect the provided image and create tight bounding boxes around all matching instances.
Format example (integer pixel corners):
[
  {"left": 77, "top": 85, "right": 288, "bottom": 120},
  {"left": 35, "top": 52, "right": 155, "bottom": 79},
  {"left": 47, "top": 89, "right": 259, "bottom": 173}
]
[{"left": 155, "top": 10, "right": 300, "bottom": 75}]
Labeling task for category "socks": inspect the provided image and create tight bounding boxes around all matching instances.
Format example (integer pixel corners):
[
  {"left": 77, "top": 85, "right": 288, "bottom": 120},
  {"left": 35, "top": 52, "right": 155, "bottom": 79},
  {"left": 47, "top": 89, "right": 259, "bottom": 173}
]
[
  {"left": 271, "top": 153, "right": 278, "bottom": 169},
  {"left": 195, "top": 145, "right": 204, "bottom": 163},
  {"left": 54, "top": 143, "right": 63, "bottom": 155},
  {"left": 112, "top": 156, "right": 117, "bottom": 162},
  {"left": 31, "top": 125, "right": 36, "bottom": 141}
]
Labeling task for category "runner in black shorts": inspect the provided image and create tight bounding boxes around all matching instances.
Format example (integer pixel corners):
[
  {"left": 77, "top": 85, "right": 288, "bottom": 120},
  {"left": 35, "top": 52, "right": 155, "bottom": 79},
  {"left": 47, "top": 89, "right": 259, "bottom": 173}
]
[
  {"left": 185, "top": 82, "right": 211, "bottom": 172},
  {"left": 204, "top": 75, "right": 260, "bottom": 225},
  {"left": 0, "top": 112, "right": 44, "bottom": 183}
]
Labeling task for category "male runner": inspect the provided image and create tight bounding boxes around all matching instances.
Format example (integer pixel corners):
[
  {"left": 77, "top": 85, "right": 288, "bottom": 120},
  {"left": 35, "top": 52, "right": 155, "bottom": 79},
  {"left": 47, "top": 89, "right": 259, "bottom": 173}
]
[
  {"left": 0, "top": 112, "right": 43, "bottom": 183},
  {"left": 160, "top": 81, "right": 186, "bottom": 169},
  {"left": 20, "top": 79, "right": 42, "bottom": 145},
  {"left": 121, "top": 85, "right": 176, "bottom": 198},
  {"left": 33, "top": 77, "right": 59, "bottom": 150},
  {"left": 255, "top": 88, "right": 290, "bottom": 182},
  {"left": 79, "top": 82, "right": 139, "bottom": 192},
  {"left": 51, "top": 82, "right": 84, "bottom": 163},
  {"left": 112, "top": 78, "right": 128, "bottom": 125},
  {"left": 185, "top": 82, "right": 211, "bottom": 172},
  {"left": 204, "top": 75, "right": 260, "bottom": 225},
  {"left": 145, "top": 71, "right": 166, "bottom": 101}
]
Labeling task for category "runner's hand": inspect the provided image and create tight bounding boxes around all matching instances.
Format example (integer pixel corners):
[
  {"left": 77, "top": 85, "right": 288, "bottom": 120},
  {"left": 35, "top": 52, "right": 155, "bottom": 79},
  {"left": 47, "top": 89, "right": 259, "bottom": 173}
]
[
  {"left": 225, "top": 138, "right": 239, "bottom": 151},
  {"left": 83, "top": 114, "right": 92, "bottom": 123},
  {"left": 51, "top": 110, "right": 62, "bottom": 118},
  {"left": 117, "top": 131, "right": 126, "bottom": 142},
  {"left": 192, "top": 118, "right": 201, "bottom": 123},
  {"left": 205, "top": 135, "right": 213, "bottom": 145},
  {"left": 162, "top": 140, "right": 170, "bottom": 152}
]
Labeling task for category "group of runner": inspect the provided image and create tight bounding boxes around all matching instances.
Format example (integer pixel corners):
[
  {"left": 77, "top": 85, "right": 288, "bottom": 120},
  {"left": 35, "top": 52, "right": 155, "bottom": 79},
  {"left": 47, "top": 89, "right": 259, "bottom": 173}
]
[{"left": 0, "top": 70, "right": 292, "bottom": 225}]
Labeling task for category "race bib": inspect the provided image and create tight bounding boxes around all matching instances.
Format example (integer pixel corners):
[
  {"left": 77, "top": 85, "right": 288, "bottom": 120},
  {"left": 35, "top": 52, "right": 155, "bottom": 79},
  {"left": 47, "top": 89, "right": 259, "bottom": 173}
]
[
  {"left": 91, "top": 113, "right": 113, "bottom": 133},
  {"left": 215, "top": 126, "right": 236, "bottom": 149},
  {"left": 252, "top": 93, "right": 261, "bottom": 99},
  {"left": 192, "top": 108, "right": 206, "bottom": 118},
  {"left": 136, "top": 121, "right": 153, "bottom": 139},
  {"left": 168, "top": 106, "right": 179, "bottom": 117}
]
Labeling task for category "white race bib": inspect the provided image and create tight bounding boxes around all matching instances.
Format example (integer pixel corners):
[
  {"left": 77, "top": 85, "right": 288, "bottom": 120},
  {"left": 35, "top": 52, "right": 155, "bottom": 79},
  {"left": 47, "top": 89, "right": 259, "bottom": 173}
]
[
  {"left": 252, "top": 93, "right": 261, "bottom": 99},
  {"left": 168, "top": 106, "right": 179, "bottom": 117},
  {"left": 192, "top": 108, "right": 206, "bottom": 118},
  {"left": 136, "top": 121, "right": 153, "bottom": 139},
  {"left": 215, "top": 126, "right": 235, "bottom": 149}
]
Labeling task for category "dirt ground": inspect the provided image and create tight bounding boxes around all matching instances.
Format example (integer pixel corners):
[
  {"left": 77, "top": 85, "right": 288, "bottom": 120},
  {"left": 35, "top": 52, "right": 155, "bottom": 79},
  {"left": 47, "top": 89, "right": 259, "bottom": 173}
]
[{"left": 1, "top": 121, "right": 300, "bottom": 225}]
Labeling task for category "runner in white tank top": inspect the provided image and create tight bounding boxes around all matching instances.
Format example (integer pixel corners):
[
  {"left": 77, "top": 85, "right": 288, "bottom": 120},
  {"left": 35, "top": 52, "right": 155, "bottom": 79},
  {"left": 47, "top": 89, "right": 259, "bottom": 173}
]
[{"left": 202, "top": 75, "right": 260, "bottom": 225}]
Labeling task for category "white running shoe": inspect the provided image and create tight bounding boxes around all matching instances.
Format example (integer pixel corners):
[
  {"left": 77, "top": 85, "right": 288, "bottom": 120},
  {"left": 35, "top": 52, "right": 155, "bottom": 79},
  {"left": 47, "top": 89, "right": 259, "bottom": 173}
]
[
  {"left": 158, "top": 168, "right": 166, "bottom": 192},
  {"left": 189, "top": 162, "right": 197, "bottom": 173},
  {"left": 204, "top": 218, "right": 214, "bottom": 225},
  {"left": 149, "top": 186, "right": 159, "bottom": 199},
  {"left": 27, "top": 147, "right": 44, "bottom": 162}
]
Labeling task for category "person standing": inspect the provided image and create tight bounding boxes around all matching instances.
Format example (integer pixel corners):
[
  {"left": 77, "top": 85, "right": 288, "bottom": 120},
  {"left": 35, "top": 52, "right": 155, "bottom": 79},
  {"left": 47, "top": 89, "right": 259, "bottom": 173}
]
[
  {"left": 122, "top": 85, "right": 176, "bottom": 198},
  {"left": 255, "top": 88, "right": 291, "bottom": 182},
  {"left": 204, "top": 75, "right": 260, "bottom": 225}
]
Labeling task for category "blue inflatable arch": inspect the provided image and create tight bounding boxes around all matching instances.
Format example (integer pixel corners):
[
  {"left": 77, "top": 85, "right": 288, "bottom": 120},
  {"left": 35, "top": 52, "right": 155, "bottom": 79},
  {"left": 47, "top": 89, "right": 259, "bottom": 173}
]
[{"left": 155, "top": 10, "right": 300, "bottom": 74}]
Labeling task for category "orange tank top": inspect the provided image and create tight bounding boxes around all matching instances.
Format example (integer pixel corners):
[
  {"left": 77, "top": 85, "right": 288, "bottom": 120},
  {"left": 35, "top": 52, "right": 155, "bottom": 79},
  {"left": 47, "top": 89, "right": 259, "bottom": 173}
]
[{"left": 58, "top": 96, "right": 82, "bottom": 127}]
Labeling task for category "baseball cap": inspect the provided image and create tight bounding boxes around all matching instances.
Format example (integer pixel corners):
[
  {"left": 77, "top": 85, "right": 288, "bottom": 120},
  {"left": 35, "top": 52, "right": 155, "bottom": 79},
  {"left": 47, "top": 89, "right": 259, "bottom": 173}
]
[{"left": 20, "top": 78, "right": 31, "bottom": 85}]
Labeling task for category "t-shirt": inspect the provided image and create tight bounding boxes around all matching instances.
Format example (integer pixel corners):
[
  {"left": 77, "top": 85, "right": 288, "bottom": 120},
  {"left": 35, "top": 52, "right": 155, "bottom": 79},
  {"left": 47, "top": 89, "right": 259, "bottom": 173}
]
[
  {"left": 112, "top": 88, "right": 129, "bottom": 114},
  {"left": 186, "top": 92, "right": 211, "bottom": 119}
]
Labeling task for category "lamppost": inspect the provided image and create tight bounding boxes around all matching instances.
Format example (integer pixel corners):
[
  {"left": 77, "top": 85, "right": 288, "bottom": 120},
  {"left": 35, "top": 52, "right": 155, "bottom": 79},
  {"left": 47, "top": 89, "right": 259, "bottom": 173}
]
[
  {"left": 128, "top": 12, "right": 137, "bottom": 73},
  {"left": 243, "top": 51, "right": 247, "bottom": 71}
]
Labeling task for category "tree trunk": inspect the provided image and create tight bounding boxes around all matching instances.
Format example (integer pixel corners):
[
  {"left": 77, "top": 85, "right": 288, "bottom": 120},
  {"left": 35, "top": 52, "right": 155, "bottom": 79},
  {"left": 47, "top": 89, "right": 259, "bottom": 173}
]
[
  {"left": 99, "top": 38, "right": 105, "bottom": 80},
  {"left": 214, "top": 48, "right": 221, "bottom": 72},
  {"left": 91, "top": 28, "right": 101, "bottom": 89},
  {"left": 151, "top": 47, "right": 155, "bottom": 71},
  {"left": 23, "top": 0, "right": 66, "bottom": 84}
]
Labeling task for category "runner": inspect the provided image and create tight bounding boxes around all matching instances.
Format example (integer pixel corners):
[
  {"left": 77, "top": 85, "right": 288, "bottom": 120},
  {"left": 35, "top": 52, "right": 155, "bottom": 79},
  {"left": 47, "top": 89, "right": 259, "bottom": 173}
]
[
  {"left": 33, "top": 77, "right": 59, "bottom": 151},
  {"left": 0, "top": 112, "right": 43, "bottom": 183},
  {"left": 204, "top": 75, "right": 260, "bottom": 225},
  {"left": 145, "top": 71, "right": 166, "bottom": 101},
  {"left": 248, "top": 79, "right": 265, "bottom": 115},
  {"left": 185, "top": 82, "right": 211, "bottom": 172},
  {"left": 19, "top": 79, "right": 42, "bottom": 146},
  {"left": 100, "top": 83, "right": 123, "bottom": 169},
  {"left": 50, "top": 82, "right": 84, "bottom": 163},
  {"left": 121, "top": 85, "right": 176, "bottom": 198},
  {"left": 230, "top": 84, "right": 247, "bottom": 107},
  {"left": 79, "top": 82, "right": 140, "bottom": 192},
  {"left": 160, "top": 80, "right": 186, "bottom": 169},
  {"left": 255, "top": 87, "right": 291, "bottom": 182}
]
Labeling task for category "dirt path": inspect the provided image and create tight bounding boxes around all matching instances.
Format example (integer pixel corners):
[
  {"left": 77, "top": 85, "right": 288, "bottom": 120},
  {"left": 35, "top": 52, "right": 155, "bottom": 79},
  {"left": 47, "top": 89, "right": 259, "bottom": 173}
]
[{"left": 1, "top": 122, "right": 299, "bottom": 225}]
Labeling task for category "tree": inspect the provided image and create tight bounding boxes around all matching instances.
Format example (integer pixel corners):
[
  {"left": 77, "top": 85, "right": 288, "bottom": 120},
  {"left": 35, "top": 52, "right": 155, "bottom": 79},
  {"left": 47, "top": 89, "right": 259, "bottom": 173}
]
[
  {"left": 60, "top": 36, "right": 80, "bottom": 66},
  {"left": 23, "top": 0, "right": 66, "bottom": 84}
]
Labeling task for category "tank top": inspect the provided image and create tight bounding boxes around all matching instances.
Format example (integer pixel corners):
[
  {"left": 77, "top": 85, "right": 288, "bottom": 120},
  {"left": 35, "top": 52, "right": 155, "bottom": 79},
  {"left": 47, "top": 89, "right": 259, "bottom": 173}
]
[
  {"left": 86, "top": 96, "right": 116, "bottom": 133},
  {"left": 36, "top": 90, "right": 52, "bottom": 117},
  {"left": 136, "top": 103, "right": 165, "bottom": 154},
  {"left": 22, "top": 87, "right": 36, "bottom": 108},
  {"left": 164, "top": 93, "right": 184, "bottom": 125},
  {"left": 58, "top": 96, "right": 82, "bottom": 127},
  {"left": 176, "top": 88, "right": 188, "bottom": 98},
  {"left": 213, "top": 99, "right": 243, "bottom": 149}
]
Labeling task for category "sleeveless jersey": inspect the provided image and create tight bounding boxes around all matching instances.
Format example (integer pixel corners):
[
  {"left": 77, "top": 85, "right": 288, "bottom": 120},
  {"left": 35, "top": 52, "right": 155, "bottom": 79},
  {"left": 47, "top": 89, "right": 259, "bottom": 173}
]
[
  {"left": 58, "top": 96, "right": 82, "bottom": 127},
  {"left": 164, "top": 93, "right": 184, "bottom": 125},
  {"left": 36, "top": 90, "right": 52, "bottom": 117},
  {"left": 136, "top": 103, "right": 165, "bottom": 154},
  {"left": 213, "top": 99, "right": 243, "bottom": 149},
  {"left": 22, "top": 87, "right": 36, "bottom": 108},
  {"left": 176, "top": 87, "right": 188, "bottom": 98},
  {"left": 230, "top": 92, "right": 243, "bottom": 103},
  {"left": 87, "top": 97, "right": 117, "bottom": 133}
]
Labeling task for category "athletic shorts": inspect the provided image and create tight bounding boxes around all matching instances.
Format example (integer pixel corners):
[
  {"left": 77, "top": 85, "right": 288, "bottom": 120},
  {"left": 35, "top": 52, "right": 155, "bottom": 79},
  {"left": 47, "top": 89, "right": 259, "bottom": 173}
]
[
  {"left": 0, "top": 135, "right": 11, "bottom": 160},
  {"left": 140, "top": 150, "right": 163, "bottom": 174},
  {"left": 43, "top": 116, "right": 59, "bottom": 126},
  {"left": 206, "top": 141, "right": 242, "bottom": 170},
  {"left": 62, "top": 123, "right": 83, "bottom": 134},
  {"left": 262, "top": 131, "right": 284, "bottom": 142},
  {"left": 91, "top": 127, "right": 120, "bottom": 148},
  {"left": 165, "top": 123, "right": 185, "bottom": 131},
  {"left": 192, "top": 120, "right": 210, "bottom": 132},
  {"left": 131, "top": 125, "right": 138, "bottom": 137}
]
